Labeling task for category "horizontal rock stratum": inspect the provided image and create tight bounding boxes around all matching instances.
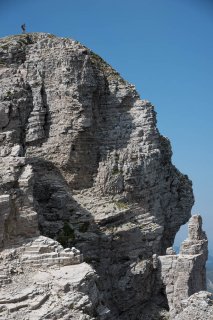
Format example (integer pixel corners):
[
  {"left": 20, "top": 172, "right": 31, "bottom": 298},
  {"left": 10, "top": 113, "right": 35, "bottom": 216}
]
[{"left": 0, "top": 32, "right": 211, "bottom": 319}]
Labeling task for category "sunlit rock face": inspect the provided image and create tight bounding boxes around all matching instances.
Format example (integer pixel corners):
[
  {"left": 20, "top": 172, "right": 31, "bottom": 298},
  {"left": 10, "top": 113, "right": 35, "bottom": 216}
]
[
  {"left": 0, "top": 33, "right": 207, "bottom": 320},
  {"left": 158, "top": 215, "right": 210, "bottom": 319}
]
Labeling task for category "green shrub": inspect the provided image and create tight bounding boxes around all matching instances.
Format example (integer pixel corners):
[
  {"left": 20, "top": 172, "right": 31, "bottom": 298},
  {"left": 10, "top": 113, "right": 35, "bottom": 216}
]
[
  {"left": 79, "top": 221, "right": 90, "bottom": 233},
  {"left": 115, "top": 201, "right": 128, "bottom": 210},
  {"left": 57, "top": 221, "right": 75, "bottom": 247}
]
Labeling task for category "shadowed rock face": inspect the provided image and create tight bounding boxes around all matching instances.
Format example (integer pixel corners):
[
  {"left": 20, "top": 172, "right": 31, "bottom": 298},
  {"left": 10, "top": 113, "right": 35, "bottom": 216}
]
[{"left": 0, "top": 33, "right": 197, "bottom": 319}]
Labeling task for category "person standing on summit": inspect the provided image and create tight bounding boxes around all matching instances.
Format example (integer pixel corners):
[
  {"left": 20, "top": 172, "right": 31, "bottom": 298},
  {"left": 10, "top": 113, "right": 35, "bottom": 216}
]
[{"left": 21, "top": 23, "right": 26, "bottom": 34}]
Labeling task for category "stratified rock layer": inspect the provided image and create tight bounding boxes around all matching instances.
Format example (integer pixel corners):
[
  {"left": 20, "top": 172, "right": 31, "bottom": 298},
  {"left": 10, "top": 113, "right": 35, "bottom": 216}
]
[{"left": 0, "top": 32, "right": 209, "bottom": 319}]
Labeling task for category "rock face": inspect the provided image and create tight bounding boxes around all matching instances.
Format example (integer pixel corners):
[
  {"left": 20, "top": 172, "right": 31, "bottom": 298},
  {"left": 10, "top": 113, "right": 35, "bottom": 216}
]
[{"left": 0, "top": 32, "right": 211, "bottom": 319}]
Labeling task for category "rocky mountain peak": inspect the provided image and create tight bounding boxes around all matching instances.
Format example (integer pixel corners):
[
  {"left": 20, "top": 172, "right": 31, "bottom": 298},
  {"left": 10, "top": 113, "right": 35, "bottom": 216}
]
[{"left": 0, "top": 33, "right": 211, "bottom": 319}]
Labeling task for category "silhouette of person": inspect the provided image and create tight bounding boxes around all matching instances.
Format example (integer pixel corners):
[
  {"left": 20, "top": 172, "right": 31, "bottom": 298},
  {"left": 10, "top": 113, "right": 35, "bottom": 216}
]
[{"left": 21, "top": 24, "right": 26, "bottom": 34}]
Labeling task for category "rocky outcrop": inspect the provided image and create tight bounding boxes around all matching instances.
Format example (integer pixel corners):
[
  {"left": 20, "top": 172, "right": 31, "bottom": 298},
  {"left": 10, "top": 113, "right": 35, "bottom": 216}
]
[
  {"left": 158, "top": 215, "right": 211, "bottom": 319},
  {"left": 0, "top": 32, "right": 210, "bottom": 319},
  {"left": 0, "top": 252, "right": 101, "bottom": 320},
  {"left": 175, "top": 291, "right": 213, "bottom": 320}
]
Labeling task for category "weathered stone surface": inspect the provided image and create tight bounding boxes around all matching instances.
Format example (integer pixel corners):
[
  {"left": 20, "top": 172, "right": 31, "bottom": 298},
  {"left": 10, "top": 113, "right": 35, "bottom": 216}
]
[
  {"left": 0, "top": 261, "right": 101, "bottom": 319},
  {"left": 0, "top": 32, "right": 209, "bottom": 319},
  {"left": 0, "top": 235, "right": 104, "bottom": 319},
  {"left": 175, "top": 291, "right": 213, "bottom": 320},
  {"left": 158, "top": 215, "right": 210, "bottom": 319},
  {"left": 21, "top": 236, "right": 83, "bottom": 266}
]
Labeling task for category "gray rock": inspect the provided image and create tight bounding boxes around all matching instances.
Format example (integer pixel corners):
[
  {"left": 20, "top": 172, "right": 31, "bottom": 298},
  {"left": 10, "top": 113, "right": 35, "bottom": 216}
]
[
  {"left": 158, "top": 215, "right": 210, "bottom": 318},
  {"left": 0, "top": 32, "right": 208, "bottom": 319},
  {"left": 175, "top": 291, "right": 213, "bottom": 320}
]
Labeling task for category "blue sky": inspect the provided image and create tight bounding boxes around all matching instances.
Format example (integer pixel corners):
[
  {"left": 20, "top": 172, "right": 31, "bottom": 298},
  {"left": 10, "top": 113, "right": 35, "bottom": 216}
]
[{"left": 0, "top": 0, "right": 212, "bottom": 251}]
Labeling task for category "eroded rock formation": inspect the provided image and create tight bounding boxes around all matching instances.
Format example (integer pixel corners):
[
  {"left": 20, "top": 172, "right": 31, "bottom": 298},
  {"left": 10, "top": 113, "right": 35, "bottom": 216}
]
[
  {"left": 0, "top": 32, "right": 211, "bottom": 319},
  {"left": 158, "top": 215, "right": 208, "bottom": 319}
]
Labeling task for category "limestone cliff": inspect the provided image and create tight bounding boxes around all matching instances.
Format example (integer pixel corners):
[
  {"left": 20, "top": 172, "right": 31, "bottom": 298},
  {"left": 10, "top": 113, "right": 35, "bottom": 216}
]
[{"left": 0, "top": 33, "right": 211, "bottom": 319}]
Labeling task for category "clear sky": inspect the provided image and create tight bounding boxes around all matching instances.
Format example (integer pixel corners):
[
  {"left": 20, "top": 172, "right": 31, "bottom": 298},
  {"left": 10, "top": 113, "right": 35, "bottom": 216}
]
[{"left": 0, "top": 0, "right": 212, "bottom": 251}]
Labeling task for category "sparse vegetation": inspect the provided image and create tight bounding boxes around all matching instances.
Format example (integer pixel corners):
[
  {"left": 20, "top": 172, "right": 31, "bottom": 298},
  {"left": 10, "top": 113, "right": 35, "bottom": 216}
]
[
  {"left": 57, "top": 221, "right": 75, "bottom": 247},
  {"left": 69, "top": 303, "right": 74, "bottom": 310},
  {"left": 79, "top": 221, "right": 90, "bottom": 233},
  {"left": 69, "top": 207, "right": 75, "bottom": 214},
  {"left": 114, "top": 153, "right": 119, "bottom": 161},
  {"left": 115, "top": 200, "right": 128, "bottom": 210},
  {"left": 0, "top": 44, "right": 9, "bottom": 50},
  {"left": 139, "top": 224, "right": 145, "bottom": 230},
  {"left": 84, "top": 256, "right": 100, "bottom": 264},
  {"left": 112, "top": 167, "right": 123, "bottom": 175},
  {"left": 0, "top": 61, "right": 6, "bottom": 68},
  {"left": 112, "top": 168, "right": 120, "bottom": 175}
]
